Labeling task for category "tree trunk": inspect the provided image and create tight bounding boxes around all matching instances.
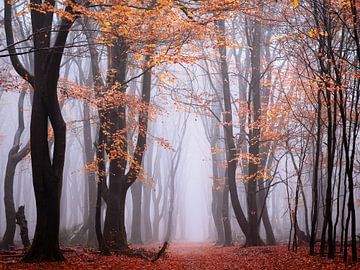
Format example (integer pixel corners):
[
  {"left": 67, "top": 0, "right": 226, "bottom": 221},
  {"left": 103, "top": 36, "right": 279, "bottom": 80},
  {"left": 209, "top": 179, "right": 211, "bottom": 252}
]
[
  {"left": 3, "top": 0, "right": 74, "bottom": 260},
  {"left": 23, "top": 77, "right": 66, "bottom": 262},
  {"left": 246, "top": 18, "right": 263, "bottom": 246},
  {"left": 15, "top": 206, "right": 30, "bottom": 249},
  {"left": 217, "top": 19, "right": 251, "bottom": 244},
  {"left": 257, "top": 179, "right": 276, "bottom": 245},
  {"left": 130, "top": 180, "right": 143, "bottom": 244},
  {"left": 83, "top": 102, "right": 97, "bottom": 246},
  {"left": 1, "top": 91, "right": 29, "bottom": 250},
  {"left": 310, "top": 90, "right": 322, "bottom": 255},
  {"left": 103, "top": 43, "right": 152, "bottom": 250},
  {"left": 103, "top": 177, "right": 129, "bottom": 250},
  {"left": 211, "top": 142, "right": 225, "bottom": 245},
  {"left": 143, "top": 184, "right": 153, "bottom": 243},
  {"left": 222, "top": 175, "right": 232, "bottom": 246},
  {"left": 212, "top": 188, "right": 225, "bottom": 245}
]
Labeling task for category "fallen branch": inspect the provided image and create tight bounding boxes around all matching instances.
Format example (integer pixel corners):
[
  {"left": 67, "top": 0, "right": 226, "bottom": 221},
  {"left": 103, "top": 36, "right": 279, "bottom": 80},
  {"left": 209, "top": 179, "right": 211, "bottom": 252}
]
[
  {"left": 151, "top": 241, "right": 168, "bottom": 262},
  {"left": 120, "top": 241, "right": 169, "bottom": 262}
]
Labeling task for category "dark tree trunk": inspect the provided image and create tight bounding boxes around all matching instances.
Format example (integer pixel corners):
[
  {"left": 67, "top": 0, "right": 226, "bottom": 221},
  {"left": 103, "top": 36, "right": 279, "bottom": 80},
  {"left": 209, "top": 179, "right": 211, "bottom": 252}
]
[
  {"left": 104, "top": 179, "right": 128, "bottom": 250},
  {"left": 2, "top": 156, "right": 18, "bottom": 250},
  {"left": 23, "top": 68, "right": 68, "bottom": 261},
  {"left": 246, "top": 18, "right": 263, "bottom": 246},
  {"left": 261, "top": 202, "right": 276, "bottom": 245},
  {"left": 222, "top": 174, "right": 232, "bottom": 246},
  {"left": 1, "top": 91, "right": 29, "bottom": 250},
  {"left": 257, "top": 179, "right": 276, "bottom": 245},
  {"left": 210, "top": 135, "right": 225, "bottom": 245},
  {"left": 310, "top": 90, "right": 322, "bottom": 255},
  {"left": 212, "top": 188, "right": 225, "bottom": 245},
  {"left": 333, "top": 144, "right": 343, "bottom": 246},
  {"left": 103, "top": 45, "right": 152, "bottom": 250},
  {"left": 324, "top": 89, "right": 335, "bottom": 258},
  {"left": 217, "top": 19, "right": 253, "bottom": 244},
  {"left": 82, "top": 17, "right": 109, "bottom": 253},
  {"left": 95, "top": 142, "right": 110, "bottom": 255},
  {"left": 5, "top": 0, "right": 75, "bottom": 261},
  {"left": 103, "top": 40, "right": 129, "bottom": 250},
  {"left": 15, "top": 206, "right": 30, "bottom": 249}
]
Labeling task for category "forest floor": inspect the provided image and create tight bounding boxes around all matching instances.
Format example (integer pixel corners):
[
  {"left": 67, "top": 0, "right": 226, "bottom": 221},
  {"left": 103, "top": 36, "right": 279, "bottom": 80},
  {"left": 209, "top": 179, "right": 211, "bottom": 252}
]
[{"left": 0, "top": 243, "right": 359, "bottom": 269}]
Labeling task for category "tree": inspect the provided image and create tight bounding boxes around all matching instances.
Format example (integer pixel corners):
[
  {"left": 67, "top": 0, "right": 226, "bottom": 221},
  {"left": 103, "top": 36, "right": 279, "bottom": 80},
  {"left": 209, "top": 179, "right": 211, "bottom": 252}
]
[
  {"left": 1, "top": 89, "right": 30, "bottom": 250},
  {"left": 4, "top": 0, "right": 77, "bottom": 261}
]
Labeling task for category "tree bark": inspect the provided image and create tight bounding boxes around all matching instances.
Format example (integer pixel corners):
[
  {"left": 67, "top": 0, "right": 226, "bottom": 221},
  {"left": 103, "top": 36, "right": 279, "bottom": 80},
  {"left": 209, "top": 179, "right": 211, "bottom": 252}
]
[
  {"left": 83, "top": 102, "right": 97, "bottom": 246},
  {"left": 1, "top": 91, "right": 29, "bottom": 250},
  {"left": 130, "top": 181, "right": 143, "bottom": 244},
  {"left": 217, "top": 19, "right": 252, "bottom": 244},
  {"left": 20, "top": 2, "right": 75, "bottom": 262}
]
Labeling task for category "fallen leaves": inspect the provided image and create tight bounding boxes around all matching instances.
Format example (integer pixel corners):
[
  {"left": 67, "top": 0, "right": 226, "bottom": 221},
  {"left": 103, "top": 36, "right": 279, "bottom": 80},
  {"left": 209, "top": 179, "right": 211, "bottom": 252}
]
[{"left": 1, "top": 243, "right": 359, "bottom": 270}]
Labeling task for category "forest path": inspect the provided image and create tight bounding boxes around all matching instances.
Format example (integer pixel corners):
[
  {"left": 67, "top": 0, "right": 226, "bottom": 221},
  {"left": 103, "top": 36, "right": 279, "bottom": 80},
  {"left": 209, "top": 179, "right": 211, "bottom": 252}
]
[{"left": 1, "top": 243, "right": 359, "bottom": 269}]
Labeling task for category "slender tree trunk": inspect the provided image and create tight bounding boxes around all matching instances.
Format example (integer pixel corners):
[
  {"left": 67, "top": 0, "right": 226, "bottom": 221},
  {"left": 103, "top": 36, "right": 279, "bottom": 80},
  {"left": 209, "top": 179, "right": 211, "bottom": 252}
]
[
  {"left": 222, "top": 171, "right": 232, "bottom": 246},
  {"left": 217, "top": 19, "right": 251, "bottom": 244},
  {"left": 211, "top": 140, "right": 225, "bottom": 245},
  {"left": 1, "top": 91, "right": 29, "bottom": 250},
  {"left": 246, "top": 18, "right": 263, "bottom": 246},
  {"left": 212, "top": 188, "right": 225, "bottom": 245},
  {"left": 310, "top": 90, "right": 322, "bottom": 256},
  {"left": 142, "top": 142, "right": 153, "bottom": 243},
  {"left": 257, "top": 179, "right": 276, "bottom": 245},
  {"left": 130, "top": 181, "right": 143, "bottom": 244},
  {"left": 83, "top": 102, "right": 97, "bottom": 246},
  {"left": 142, "top": 184, "right": 152, "bottom": 243}
]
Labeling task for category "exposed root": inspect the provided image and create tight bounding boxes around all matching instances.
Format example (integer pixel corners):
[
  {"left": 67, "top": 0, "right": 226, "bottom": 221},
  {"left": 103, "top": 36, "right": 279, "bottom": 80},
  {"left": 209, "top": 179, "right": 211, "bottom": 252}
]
[
  {"left": 151, "top": 241, "right": 168, "bottom": 262},
  {"left": 114, "top": 242, "right": 169, "bottom": 262}
]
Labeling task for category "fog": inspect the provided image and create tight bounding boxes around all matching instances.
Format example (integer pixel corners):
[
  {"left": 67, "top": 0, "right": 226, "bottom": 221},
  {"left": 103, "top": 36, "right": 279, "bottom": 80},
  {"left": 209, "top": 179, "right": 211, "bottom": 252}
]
[
  {"left": 2, "top": 71, "right": 357, "bottom": 247},
  {"left": 0, "top": 1, "right": 359, "bottom": 265}
]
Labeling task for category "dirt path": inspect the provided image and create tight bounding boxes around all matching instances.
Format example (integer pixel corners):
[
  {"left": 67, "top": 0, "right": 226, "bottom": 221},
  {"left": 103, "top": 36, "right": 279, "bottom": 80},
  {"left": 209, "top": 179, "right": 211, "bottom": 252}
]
[{"left": 1, "top": 243, "right": 359, "bottom": 269}]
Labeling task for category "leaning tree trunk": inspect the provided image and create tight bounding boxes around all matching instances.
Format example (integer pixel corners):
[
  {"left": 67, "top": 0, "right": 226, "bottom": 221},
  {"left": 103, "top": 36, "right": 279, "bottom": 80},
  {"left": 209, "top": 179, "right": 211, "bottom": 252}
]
[
  {"left": 217, "top": 19, "right": 251, "bottom": 244},
  {"left": 257, "top": 179, "right": 276, "bottom": 245},
  {"left": 1, "top": 91, "right": 30, "bottom": 250}
]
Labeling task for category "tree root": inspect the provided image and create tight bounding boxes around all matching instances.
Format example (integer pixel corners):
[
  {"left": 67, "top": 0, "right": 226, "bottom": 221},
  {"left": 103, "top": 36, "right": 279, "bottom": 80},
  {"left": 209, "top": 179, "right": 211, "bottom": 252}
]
[{"left": 115, "top": 241, "right": 169, "bottom": 262}]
